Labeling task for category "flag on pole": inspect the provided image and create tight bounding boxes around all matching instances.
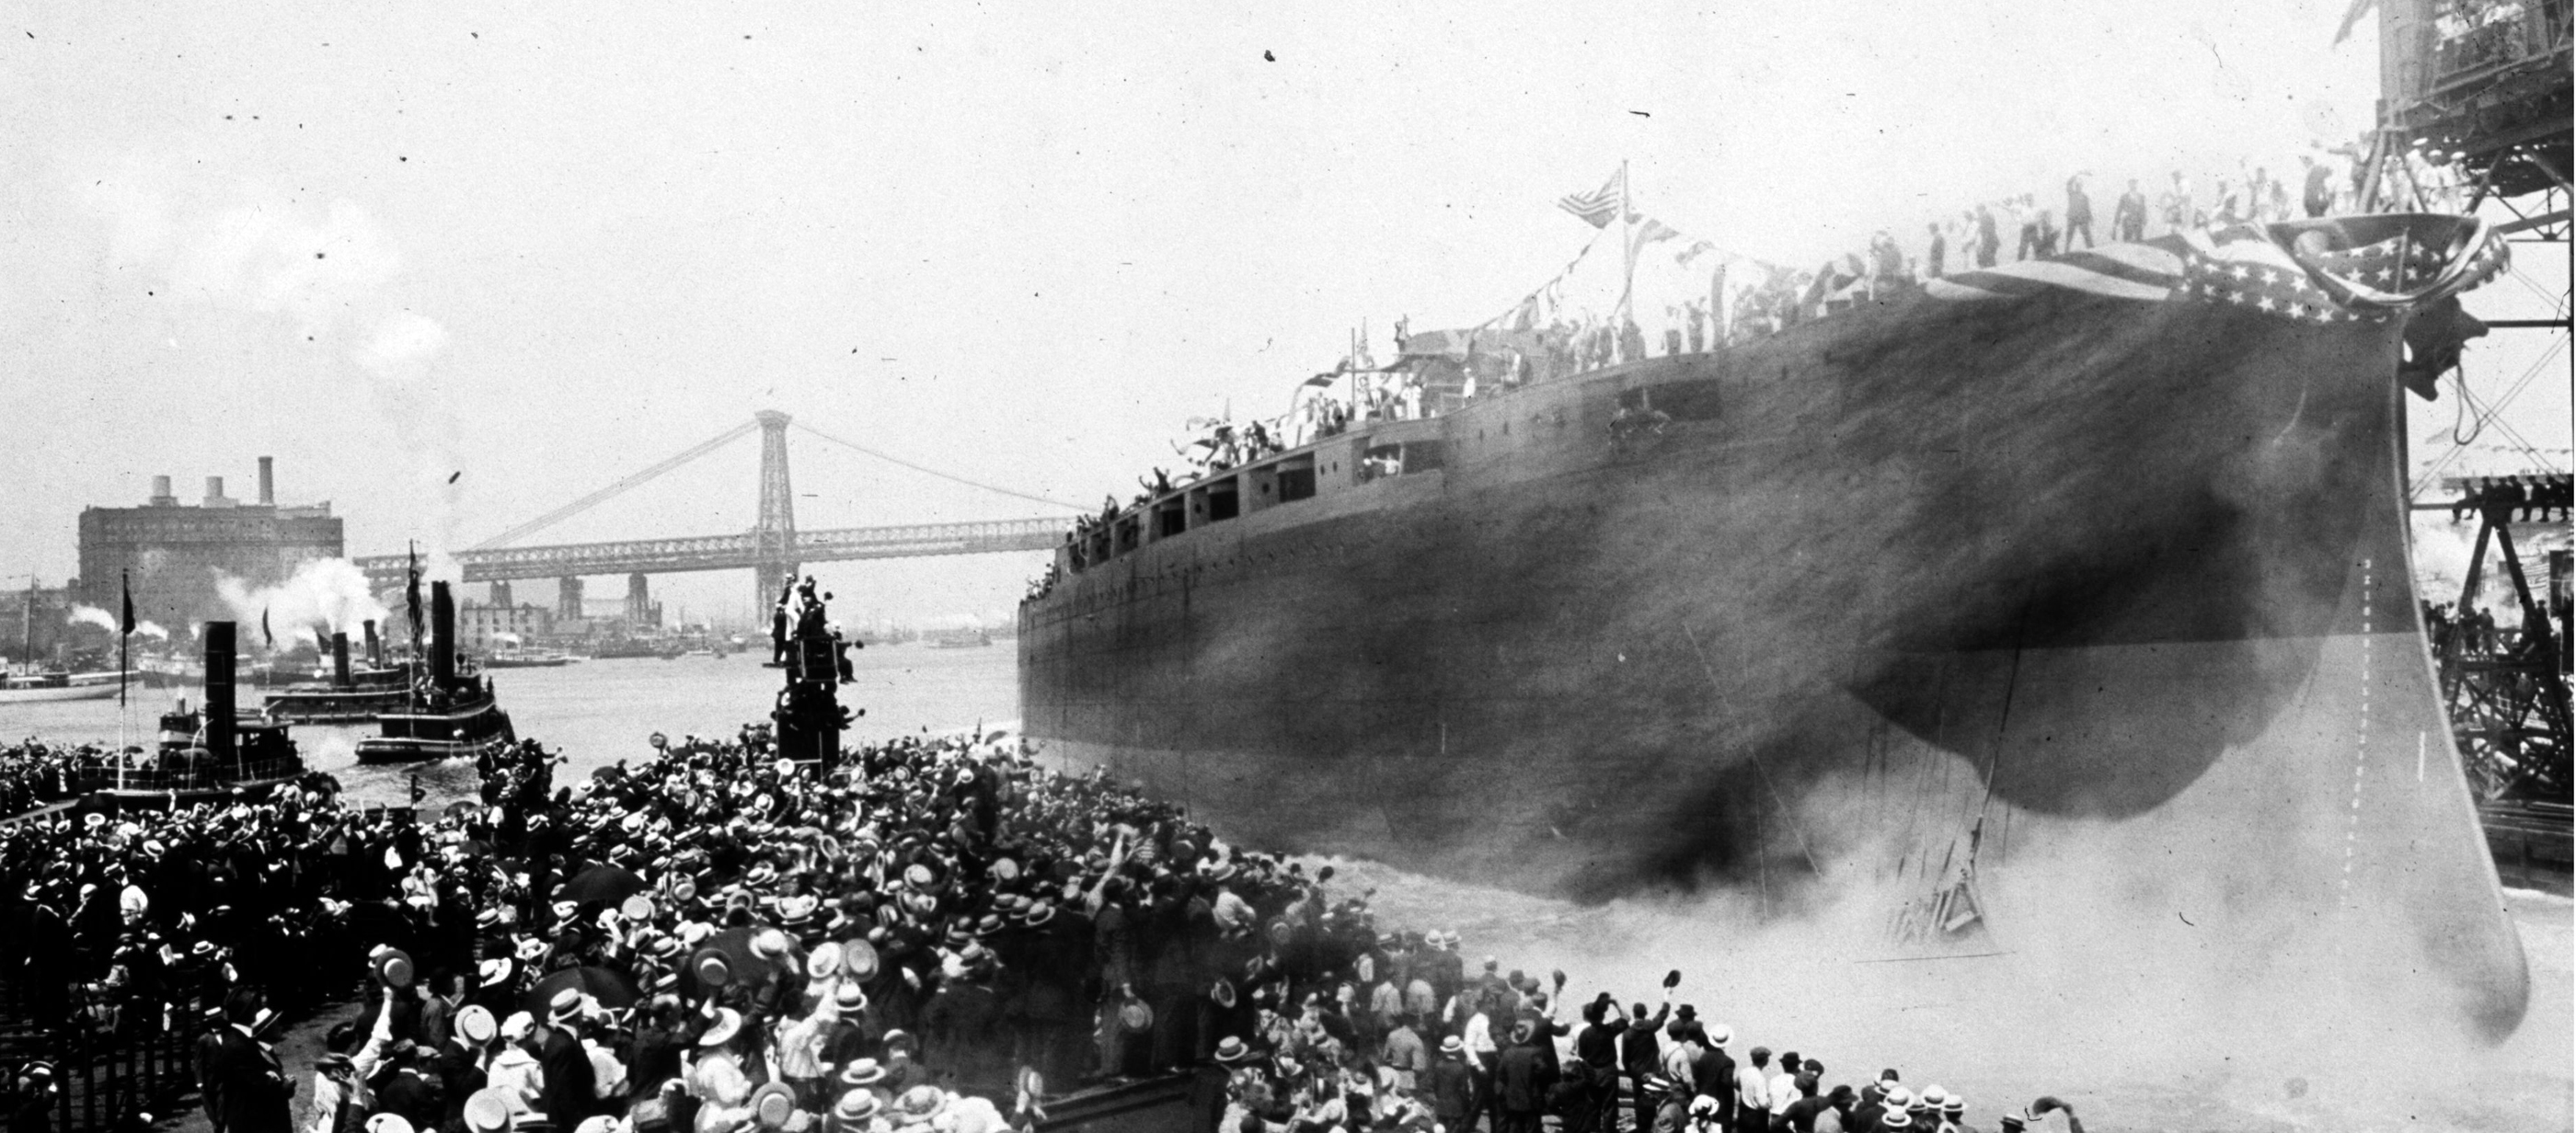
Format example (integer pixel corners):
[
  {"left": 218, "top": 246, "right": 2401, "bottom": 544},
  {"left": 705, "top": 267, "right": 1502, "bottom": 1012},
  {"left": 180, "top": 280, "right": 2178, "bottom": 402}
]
[
  {"left": 407, "top": 544, "right": 425, "bottom": 639},
  {"left": 1557, "top": 168, "right": 1626, "bottom": 229},
  {"left": 120, "top": 571, "right": 133, "bottom": 710},
  {"left": 1629, "top": 217, "right": 1682, "bottom": 258}
]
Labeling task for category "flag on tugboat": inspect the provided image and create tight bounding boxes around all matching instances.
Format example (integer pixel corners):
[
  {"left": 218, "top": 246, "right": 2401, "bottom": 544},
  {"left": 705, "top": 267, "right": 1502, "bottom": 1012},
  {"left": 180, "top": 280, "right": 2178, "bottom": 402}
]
[
  {"left": 407, "top": 544, "right": 425, "bottom": 640},
  {"left": 1557, "top": 168, "right": 1626, "bottom": 229},
  {"left": 120, "top": 571, "right": 134, "bottom": 708}
]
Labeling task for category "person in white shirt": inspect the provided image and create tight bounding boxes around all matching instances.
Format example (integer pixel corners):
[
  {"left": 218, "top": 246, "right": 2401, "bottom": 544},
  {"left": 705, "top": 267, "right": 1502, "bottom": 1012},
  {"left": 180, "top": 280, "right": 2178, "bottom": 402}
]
[
  {"left": 1768, "top": 1050, "right": 1804, "bottom": 1127},
  {"left": 1735, "top": 1047, "right": 1771, "bottom": 1133},
  {"left": 483, "top": 1013, "right": 546, "bottom": 1123},
  {"left": 309, "top": 986, "right": 399, "bottom": 1133}
]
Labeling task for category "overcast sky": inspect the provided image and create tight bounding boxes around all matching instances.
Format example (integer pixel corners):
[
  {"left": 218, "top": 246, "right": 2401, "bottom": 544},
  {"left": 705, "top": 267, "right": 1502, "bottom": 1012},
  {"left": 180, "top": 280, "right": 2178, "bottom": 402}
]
[{"left": 3, "top": 0, "right": 2565, "bottom": 625}]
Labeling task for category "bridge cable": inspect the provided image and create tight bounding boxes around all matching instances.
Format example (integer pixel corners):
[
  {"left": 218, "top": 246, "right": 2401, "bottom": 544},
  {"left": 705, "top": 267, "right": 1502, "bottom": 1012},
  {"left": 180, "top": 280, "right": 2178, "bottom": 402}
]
[
  {"left": 790, "top": 422, "right": 1086, "bottom": 512},
  {"left": 470, "top": 421, "right": 761, "bottom": 550}
]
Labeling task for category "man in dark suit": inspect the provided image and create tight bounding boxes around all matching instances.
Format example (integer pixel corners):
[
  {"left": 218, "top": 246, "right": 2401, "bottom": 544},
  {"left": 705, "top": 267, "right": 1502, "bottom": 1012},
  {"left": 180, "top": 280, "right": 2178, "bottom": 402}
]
[
  {"left": 1689, "top": 1024, "right": 1736, "bottom": 1128},
  {"left": 1618, "top": 1001, "right": 1669, "bottom": 1133},
  {"left": 372, "top": 1047, "right": 442, "bottom": 1133},
  {"left": 1493, "top": 1021, "right": 1556, "bottom": 1133},
  {"left": 536, "top": 990, "right": 596, "bottom": 1130},
  {"left": 206, "top": 990, "right": 293, "bottom": 1133}
]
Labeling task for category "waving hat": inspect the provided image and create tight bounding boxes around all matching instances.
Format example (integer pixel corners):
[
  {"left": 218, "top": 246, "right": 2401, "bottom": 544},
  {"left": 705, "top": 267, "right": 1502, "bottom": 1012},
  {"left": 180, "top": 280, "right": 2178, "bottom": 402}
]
[
  {"left": 748, "top": 1082, "right": 798, "bottom": 1130},
  {"left": 805, "top": 941, "right": 845, "bottom": 981}
]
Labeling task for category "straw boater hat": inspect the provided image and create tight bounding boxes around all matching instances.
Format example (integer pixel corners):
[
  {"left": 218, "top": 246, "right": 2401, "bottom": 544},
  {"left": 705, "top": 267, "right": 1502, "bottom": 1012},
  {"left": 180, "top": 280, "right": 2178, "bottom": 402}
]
[
  {"left": 546, "top": 988, "right": 584, "bottom": 1024},
  {"left": 751, "top": 928, "right": 792, "bottom": 962},
  {"left": 836, "top": 1059, "right": 888, "bottom": 1089},
  {"left": 688, "top": 947, "right": 734, "bottom": 989},
  {"left": 697, "top": 1008, "right": 744, "bottom": 1047},
  {"left": 364, "top": 1115, "right": 415, "bottom": 1133},
  {"left": 890, "top": 1086, "right": 948, "bottom": 1125},
  {"left": 1213, "top": 1037, "right": 1252, "bottom": 1064},
  {"left": 840, "top": 939, "right": 880, "bottom": 981},
  {"left": 748, "top": 1082, "right": 799, "bottom": 1130},
  {"left": 833, "top": 982, "right": 868, "bottom": 1013},
  {"left": 827, "top": 1090, "right": 881, "bottom": 1133},
  {"left": 374, "top": 948, "right": 415, "bottom": 990},
  {"left": 805, "top": 941, "right": 845, "bottom": 981},
  {"left": 455, "top": 1005, "right": 498, "bottom": 1045}
]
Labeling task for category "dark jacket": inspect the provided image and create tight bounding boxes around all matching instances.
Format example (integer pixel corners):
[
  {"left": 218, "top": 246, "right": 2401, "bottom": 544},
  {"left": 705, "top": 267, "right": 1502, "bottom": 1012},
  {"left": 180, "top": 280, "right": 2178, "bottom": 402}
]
[
  {"left": 1428, "top": 1058, "right": 1475, "bottom": 1121},
  {"left": 1496, "top": 1041, "right": 1557, "bottom": 1115},
  {"left": 1690, "top": 1046, "right": 1736, "bottom": 1121},
  {"left": 538, "top": 1027, "right": 596, "bottom": 1129},
  {"left": 1618, "top": 1011, "right": 1665, "bottom": 1076},
  {"left": 206, "top": 1027, "right": 294, "bottom": 1133}
]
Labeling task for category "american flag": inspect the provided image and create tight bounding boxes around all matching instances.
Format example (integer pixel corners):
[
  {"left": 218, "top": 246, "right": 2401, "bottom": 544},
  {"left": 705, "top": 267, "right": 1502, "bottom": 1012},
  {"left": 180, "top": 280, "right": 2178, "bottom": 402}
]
[
  {"left": 2177, "top": 224, "right": 2357, "bottom": 323},
  {"left": 1557, "top": 169, "right": 1625, "bottom": 229},
  {"left": 1926, "top": 216, "right": 2508, "bottom": 324}
]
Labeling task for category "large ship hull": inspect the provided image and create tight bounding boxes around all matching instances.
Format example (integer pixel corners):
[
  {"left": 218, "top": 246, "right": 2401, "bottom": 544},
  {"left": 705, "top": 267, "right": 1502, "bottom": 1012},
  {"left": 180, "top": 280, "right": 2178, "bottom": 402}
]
[{"left": 1020, "top": 221, "right": 2529, "bottom": 1037}]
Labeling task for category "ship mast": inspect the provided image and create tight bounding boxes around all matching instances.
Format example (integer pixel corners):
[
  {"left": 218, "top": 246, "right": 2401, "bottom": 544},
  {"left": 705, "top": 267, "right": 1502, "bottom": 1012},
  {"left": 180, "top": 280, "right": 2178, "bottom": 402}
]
[{"left": 1616, "top": 159, "right": 1635, "bottom": 322}]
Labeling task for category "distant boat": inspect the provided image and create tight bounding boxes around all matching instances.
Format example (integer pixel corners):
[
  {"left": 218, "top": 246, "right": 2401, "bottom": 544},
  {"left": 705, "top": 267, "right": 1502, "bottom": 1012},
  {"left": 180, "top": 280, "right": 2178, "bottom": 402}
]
[
  {"left": 355, "top": 582, "right": 518, "bottom": 764},
  {"left": 925, "top": 630, "right": 994, "bottom": 649},
  {"left": 484, "top": 648, "right": 575, "bottom": 669},
  {"left": 86, "top": 700, "right": 309, "bottom": 806},
  {"left": 264, "top": 663, "right": 415, "bottom": 724},
  {"left": 0, "top": 671, "right": 119, "bottom": 704}
]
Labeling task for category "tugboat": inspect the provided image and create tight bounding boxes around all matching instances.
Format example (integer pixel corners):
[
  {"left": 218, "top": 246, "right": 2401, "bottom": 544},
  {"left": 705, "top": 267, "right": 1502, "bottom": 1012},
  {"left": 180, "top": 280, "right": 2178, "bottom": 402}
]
[
  {"left": 263, "top": 621, "right": 415, "bottom": 723},
  {"left": 356, "top": 581, "right": 517, "bottom": 764},
  {"left": 86, "top": 620, "right": 307, "bottom": 807}
]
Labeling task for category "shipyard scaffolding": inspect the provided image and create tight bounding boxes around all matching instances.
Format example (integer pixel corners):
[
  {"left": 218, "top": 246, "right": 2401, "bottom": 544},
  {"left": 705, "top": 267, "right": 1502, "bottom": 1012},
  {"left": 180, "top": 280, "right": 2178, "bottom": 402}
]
[
  {"left": 2366, "top": 0, "right": 2573, "bottom": 888},
  {"left": 2428, "top": 475, "right": 2573, "bottom": 803}
]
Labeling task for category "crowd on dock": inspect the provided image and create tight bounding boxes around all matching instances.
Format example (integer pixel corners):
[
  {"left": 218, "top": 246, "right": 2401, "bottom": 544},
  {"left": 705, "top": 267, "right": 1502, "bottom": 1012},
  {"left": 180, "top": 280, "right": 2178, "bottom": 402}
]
[
  {"left": 0, "top": 739, "right": 86, "bottom": 818},
  {"left": 0, "top": 714, "right": 2093, "bottom": 1133}
]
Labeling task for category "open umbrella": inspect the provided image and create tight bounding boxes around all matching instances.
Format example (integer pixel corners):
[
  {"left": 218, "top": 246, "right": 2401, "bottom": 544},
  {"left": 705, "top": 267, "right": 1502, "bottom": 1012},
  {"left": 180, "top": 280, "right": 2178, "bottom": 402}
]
[
  {"left": 556, "top": 863, "right": 649, "bottom": 907},
  {"left": 523, "top": 965, "right": 638, "bottom": 1014}
]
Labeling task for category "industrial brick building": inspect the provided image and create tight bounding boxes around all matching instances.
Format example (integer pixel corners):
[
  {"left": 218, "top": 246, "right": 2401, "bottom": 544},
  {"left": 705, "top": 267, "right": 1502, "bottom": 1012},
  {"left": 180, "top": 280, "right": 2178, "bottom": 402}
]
[{"left": 77, "top": 457, "right": 344, "bottom": 629}]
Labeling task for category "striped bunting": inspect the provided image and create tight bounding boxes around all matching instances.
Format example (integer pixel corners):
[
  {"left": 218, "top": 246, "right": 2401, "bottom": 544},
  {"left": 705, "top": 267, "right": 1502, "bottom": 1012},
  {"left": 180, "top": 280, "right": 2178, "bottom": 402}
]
[{"left": 1926, "top": 239, "right": 2187, "bottom": 303}]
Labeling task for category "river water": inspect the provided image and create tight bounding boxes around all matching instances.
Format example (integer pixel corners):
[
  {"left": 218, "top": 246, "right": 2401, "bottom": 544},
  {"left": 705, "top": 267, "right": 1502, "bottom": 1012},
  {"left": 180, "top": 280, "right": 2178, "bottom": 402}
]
[{"left": 5, "top": 647, "right": 2569, "bottom": 1130}]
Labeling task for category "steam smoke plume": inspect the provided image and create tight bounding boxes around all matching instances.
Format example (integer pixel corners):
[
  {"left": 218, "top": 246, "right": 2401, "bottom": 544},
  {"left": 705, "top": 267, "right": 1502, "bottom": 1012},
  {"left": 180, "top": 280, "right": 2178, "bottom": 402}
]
[{"left": 213, "top": 559, "right": 389, "bottom": 637}]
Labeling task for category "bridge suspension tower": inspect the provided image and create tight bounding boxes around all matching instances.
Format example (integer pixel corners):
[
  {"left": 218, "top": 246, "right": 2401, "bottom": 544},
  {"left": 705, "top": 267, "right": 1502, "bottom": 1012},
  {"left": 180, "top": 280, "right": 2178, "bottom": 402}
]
[{"left": 753, "top": 410, "right": 799, "bottom": 614}]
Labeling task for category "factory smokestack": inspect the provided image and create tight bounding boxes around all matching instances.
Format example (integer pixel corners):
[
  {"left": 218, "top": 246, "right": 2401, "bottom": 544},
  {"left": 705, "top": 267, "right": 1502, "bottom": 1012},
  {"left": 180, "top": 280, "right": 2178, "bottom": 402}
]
[
  {"left": 150, "top": 475, "right": 174, "bottom": 506},
  {"left": 258, "top": 457, "right": 274, "bottom": 505},
  {"left": 204, "top": 621, "right": 236, "bottom": 767},
  {"left": 203, "top": 476, "right": 226, "bottom": 507},
  {"left": 431, "top": 581, "right": 456, "bottom": 691},
  {"left": 332, "top": 632, "right": 351, "bottom": 689}
]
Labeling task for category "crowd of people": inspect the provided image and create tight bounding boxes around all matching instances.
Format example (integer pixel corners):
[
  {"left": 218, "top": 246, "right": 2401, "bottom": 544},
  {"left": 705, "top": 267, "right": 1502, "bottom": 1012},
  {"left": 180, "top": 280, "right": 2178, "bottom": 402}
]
[
  {"left": 1, "top": 706, "right": 2093, "bottom": 1133},
  {"left": 0, "top": 739, "right": 86, "bottom": 819}
]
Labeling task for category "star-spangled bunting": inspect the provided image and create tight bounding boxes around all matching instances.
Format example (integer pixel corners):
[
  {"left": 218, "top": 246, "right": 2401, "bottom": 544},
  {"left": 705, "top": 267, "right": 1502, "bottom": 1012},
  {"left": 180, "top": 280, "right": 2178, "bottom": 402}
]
[
  {"left": 2179, "top": 240, "right": 2357, "bottom": 323},
  {"left": 1926, "top": 216, "right": 2508, "bottom": 325}
]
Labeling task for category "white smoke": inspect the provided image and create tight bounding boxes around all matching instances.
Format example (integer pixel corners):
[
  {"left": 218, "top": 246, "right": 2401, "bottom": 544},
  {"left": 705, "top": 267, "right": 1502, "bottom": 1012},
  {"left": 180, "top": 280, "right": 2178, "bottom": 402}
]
[
  {"left": 213, "top": 559, "right": 391, "bottom": 637},
  {"left": 135, "top": 621, "right": 170, "bottom": 641},
  {"left": 66, "top": 605, "right": 121, "bottom": 633}
]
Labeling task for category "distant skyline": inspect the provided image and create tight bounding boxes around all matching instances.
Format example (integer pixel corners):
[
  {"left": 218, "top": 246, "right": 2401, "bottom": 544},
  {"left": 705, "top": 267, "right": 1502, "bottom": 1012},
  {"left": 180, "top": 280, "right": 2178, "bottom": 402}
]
[{"left": 4, "top": 0, "right": 2565, "bottom": 624}]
